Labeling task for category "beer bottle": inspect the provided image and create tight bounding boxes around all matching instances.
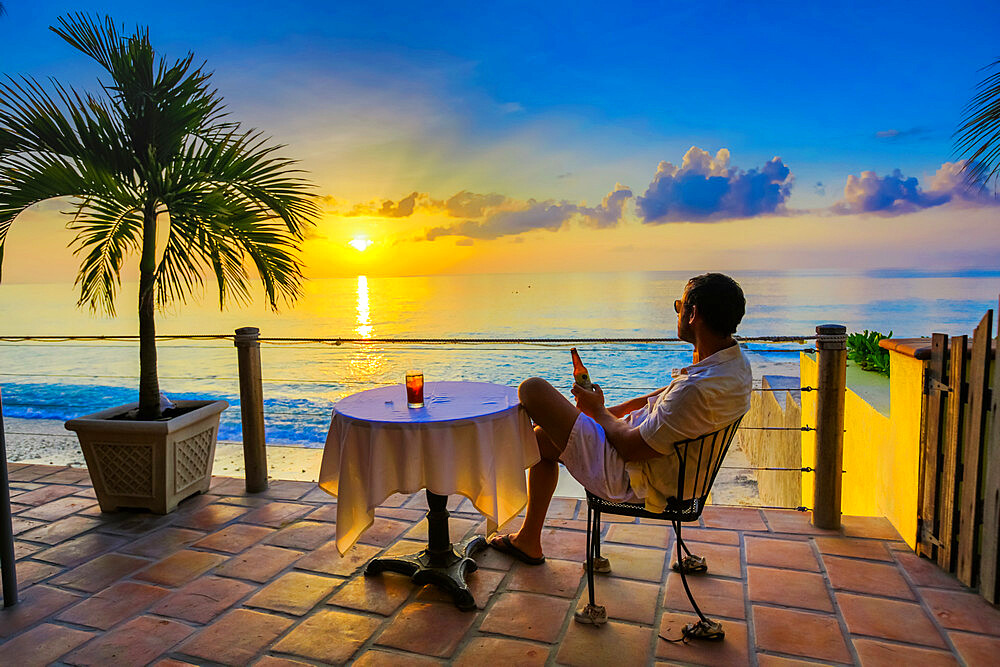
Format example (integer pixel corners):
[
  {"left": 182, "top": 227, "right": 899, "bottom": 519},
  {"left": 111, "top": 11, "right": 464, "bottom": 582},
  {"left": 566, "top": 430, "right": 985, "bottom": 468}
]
[{"left": 570, "top": 347, "right": 593, "bottom": 390}]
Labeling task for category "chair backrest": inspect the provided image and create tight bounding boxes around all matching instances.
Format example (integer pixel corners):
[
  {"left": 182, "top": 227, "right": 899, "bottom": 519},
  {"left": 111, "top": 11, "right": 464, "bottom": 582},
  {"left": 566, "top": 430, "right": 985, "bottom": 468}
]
[{"left": 666, "top": 414, "right": 745, "bottom": 518}]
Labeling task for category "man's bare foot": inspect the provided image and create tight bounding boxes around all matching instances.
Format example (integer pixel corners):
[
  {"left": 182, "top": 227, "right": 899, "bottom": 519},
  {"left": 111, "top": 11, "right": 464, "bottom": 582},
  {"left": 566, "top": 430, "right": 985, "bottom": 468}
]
[{"left": 488, "top": 533, "right": 545, "bottom": 565}]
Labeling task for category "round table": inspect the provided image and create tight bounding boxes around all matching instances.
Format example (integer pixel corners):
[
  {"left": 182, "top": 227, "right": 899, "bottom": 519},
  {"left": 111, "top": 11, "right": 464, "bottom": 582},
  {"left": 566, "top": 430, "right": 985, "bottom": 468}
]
[{"left": 318, "top": 381, "right": 539, "bottom": 610}]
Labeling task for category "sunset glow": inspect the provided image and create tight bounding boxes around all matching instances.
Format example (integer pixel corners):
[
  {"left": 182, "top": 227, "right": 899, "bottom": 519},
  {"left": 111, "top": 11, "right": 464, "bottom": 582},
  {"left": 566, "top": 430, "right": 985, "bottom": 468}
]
[{"left": 0, "top": 2, "right": 997, "bottom": 282}]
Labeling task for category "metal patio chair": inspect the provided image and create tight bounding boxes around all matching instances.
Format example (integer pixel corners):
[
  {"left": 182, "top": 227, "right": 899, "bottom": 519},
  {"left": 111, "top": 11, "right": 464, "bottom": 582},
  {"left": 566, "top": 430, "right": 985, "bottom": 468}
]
[{"left": 576, "top": 415, "right": 745, "bottom": 640}]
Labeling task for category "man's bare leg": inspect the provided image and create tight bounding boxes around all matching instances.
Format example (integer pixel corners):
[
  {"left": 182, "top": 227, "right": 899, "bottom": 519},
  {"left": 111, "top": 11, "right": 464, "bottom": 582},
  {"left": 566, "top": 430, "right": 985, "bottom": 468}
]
[{"left": 490, "top": 377, "right": 580, "bottom": 560}]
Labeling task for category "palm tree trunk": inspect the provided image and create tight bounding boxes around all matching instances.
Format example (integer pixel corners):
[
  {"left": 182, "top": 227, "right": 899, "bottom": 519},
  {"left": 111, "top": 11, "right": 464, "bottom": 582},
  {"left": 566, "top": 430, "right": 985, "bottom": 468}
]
[{"left": 137, "top": 198, "right": 160, "bottom": 420}]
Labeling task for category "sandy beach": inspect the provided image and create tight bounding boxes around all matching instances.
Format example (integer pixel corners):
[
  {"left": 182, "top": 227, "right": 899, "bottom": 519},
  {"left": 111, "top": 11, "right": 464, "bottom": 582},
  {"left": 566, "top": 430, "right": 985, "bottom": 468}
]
[
  {"left": 2, "top": 416, "right": 761, "bottom": 503},
  {"left": 0, "top": 416, "right": 325, "bottom": 482}
]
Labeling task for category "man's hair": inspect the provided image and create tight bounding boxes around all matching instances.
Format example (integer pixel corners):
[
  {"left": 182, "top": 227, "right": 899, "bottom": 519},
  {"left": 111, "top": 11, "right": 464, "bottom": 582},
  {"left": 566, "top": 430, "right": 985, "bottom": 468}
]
[{"left": 684, "top": 273, "right": 745, "bottom": 336}]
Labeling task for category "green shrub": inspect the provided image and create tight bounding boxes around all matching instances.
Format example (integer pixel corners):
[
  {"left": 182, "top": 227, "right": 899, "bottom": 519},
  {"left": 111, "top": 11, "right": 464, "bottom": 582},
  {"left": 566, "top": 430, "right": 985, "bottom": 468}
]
[{"left": 846, "top": 330, "right": 892, "bottom": 376}]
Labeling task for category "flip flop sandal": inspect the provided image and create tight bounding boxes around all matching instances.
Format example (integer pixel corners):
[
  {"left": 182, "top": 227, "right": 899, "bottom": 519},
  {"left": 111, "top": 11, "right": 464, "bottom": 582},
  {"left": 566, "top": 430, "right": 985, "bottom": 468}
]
[
  {"left": 581, "top": 556, "right": 611, "bottom": 574},
  {"left": 573, "top": 603, "right": 608, "bottom": 626},
  {"left": 488, "top": 534, "right": 545, "bottom": 565},
  {"left": 672, "top": 554, "right": 708, "bottom": 574}
]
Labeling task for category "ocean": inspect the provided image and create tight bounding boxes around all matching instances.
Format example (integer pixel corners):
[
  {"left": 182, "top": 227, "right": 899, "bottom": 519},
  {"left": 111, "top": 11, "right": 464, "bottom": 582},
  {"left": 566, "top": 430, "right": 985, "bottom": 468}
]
[{"left": 1, "top": 270, "right": 998, "bottom": 446}]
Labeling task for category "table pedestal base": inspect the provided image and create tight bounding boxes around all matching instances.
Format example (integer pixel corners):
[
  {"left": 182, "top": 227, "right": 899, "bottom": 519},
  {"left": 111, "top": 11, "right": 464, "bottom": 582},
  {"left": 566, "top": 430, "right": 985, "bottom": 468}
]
[
  {"left": 364, "top": 490, "right": 487, "bottom": 611},
  {"left": 365, "top": 534, "right": 486, "bottom": 610}
]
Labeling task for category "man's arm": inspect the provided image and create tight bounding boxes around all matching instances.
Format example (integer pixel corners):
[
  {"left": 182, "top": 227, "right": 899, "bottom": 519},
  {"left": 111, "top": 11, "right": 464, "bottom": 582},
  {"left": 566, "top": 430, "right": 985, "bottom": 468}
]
[
  {"left": 572, "top": 384, "right": 663, "bottom": 462},
  {"left": 607, "top": 387, "right": 668, "bottom": 418}
]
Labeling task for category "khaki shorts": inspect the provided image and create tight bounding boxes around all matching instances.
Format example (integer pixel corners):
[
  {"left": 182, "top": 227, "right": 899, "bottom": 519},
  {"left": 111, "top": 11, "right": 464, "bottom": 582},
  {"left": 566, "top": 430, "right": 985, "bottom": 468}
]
[{"left": 560, "top": 413, "right": 641, "bottom": 503}]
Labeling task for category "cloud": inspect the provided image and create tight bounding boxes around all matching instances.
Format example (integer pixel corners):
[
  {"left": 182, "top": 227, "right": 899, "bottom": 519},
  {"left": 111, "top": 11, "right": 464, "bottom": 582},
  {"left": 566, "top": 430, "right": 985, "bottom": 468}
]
[
  {"left": 347, "top": 191, "right": 423, "bottom": 217},
  {"left": 874, "top": 127, "right": 933, "bottom": 141},
  {"left": 635, "top": 147, "right": 793, "bottom": 223},
  {"left": 581, "top": 183, "right": 632, "bottom": 228},
  {"left": 831, "top": 161, "right": 996, "bottom": 216},
  {"left": 425, "top": 201, "right": 575, "bottom": 240},
  {"left": 424, "top": 184, "right": 633, "bottom": 241},
  {"left": 344, "top": 190, "right": 509, "bottom": 219},
  {"left": 927, "top": 160, "right": 986, "bottom": 196},
  {"left": 379, "top": 191, "right": 419, "bottom": 217},
  {"left": 445, "top": 191, "right": 508, "bottom": 217}
]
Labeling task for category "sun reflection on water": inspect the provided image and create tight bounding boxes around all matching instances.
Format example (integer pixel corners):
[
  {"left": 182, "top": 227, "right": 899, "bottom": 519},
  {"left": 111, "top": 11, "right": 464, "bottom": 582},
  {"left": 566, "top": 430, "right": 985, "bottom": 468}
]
[
  {"left": 349, "top": 275, "right": 387, "bottom": 383},
  {"left": 355, "top": 275, "right": 373, "bottom": 339}
]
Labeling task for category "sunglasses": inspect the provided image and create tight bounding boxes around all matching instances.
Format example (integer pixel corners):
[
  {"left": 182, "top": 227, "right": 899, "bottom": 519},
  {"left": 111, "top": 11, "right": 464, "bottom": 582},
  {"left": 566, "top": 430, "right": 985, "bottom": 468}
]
[{"left": 674, "top": 299, "right": 683, "bottom": 314}]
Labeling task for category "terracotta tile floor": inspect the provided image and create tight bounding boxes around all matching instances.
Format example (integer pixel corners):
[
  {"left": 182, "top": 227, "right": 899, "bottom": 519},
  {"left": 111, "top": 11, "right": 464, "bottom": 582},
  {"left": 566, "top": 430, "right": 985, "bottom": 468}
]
[{"left": 3, "top": 463, "right": 999, "bottom": 666}]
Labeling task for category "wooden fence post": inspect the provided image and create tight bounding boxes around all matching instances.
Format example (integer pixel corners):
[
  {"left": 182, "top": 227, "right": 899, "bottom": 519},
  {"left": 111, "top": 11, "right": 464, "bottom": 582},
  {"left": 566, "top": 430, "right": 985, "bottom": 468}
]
[
  {"left": 919, "top": 334, "right": 949, "bottom": 558},
  {"left": 1, "top": 387, "right": 19, "bottom": 607},
  {"left": 981, "top": 299, "right": 1000, "bottom": 603},
  {"left": 957, "top": 311, "right": 993, "bottom": 585},
  {"left": 812, "top": 324, "right": 847, "bottom": 530},
  {"left": 234, "top": 327, "right": 268, "bottom": 493},
  {"left": 938, "top": 335, "right": 968, "bottom": 571}
]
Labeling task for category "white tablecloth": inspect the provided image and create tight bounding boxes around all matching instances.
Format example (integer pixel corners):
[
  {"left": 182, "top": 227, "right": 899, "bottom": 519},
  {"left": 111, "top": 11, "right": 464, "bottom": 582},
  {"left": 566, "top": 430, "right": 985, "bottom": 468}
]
[{"left": 319, "top": 381, "right": 540, "bottom": 554}]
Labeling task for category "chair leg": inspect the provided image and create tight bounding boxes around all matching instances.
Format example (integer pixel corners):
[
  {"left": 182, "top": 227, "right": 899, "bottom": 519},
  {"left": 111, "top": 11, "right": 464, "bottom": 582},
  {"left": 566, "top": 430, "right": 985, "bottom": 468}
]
[
  {"left": 575, "top": 501, "right": 607, "bottom": 626},
  {"left": 580, "top": 507, "right": 611, "bottom": 574},
  {"left": 586, "top": 503, "right": 595, "bottom": 608},
  {"left": 592, "top": 509, "right": 610, "bottom": 573},
  {"left": 593, "top": 509, "right": 601, "bottom": 560},
  {"left": 673, "top": 520, "right": 724, "bottom": 640},
  {"left": 672, "top": 528, "right": 708, "bottom": 574}
]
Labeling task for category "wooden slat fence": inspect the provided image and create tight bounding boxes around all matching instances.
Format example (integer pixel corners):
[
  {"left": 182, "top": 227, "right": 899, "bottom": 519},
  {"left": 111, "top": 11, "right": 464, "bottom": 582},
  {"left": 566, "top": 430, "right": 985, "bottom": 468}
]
[{"left": 918, "top": 299, "right": 1000, "bottom": 603}]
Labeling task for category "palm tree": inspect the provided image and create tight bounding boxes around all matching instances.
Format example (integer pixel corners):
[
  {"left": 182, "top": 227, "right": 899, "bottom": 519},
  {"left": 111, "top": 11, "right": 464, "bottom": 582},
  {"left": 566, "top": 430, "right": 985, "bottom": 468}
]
[
  {"left": 955, "top": 57, "right": 1000, "bottom": 191},
  {"left": 0, "top": 14, "right": 318, "bottom": 419}
]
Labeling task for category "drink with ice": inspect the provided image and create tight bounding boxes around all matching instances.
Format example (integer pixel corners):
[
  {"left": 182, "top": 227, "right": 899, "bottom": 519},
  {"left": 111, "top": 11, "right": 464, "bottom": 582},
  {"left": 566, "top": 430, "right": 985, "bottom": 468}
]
[{"left": 405, "top": 371, "right": 425, "bottom": 408}]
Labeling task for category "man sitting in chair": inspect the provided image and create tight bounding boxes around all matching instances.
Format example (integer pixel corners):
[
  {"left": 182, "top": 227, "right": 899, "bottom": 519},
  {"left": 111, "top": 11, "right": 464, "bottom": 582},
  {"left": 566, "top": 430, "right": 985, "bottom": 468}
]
[{"left": 489, "top": 272, "right": 752, "bottom": 564}]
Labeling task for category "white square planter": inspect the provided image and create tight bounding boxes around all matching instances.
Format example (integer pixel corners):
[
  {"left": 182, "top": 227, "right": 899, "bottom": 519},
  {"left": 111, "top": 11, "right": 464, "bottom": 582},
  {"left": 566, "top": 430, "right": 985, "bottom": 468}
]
[{"left": 65, "top": 399, "right": 229, "bottom": 514}]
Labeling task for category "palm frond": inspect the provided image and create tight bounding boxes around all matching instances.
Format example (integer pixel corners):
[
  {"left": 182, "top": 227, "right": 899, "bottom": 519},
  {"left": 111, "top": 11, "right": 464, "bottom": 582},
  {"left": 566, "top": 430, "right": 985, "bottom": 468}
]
[
  {"left": 169, "top": 128, "right": 320, "bottom": 237},
  {"left": 0, "top": 148, "right": 133, "bottom": 282},
  {"left": 69, "top": 196, "right": 143, "bottom": 315},
  {"left": 50, "top": 14, "right": 226, "bottom": 183},
  {"left": 955, "top": 57, "right": 1000, "bottom": 189},
  {"left": 160, "top": 184, "right": 307, "bottom": 312}
]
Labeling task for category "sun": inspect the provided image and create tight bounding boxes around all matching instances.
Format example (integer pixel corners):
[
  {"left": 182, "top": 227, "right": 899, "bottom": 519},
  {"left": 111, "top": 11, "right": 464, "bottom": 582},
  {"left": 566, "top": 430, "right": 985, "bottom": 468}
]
[{"left": 348, "top": 237, "right": 373, "bottom": 252}]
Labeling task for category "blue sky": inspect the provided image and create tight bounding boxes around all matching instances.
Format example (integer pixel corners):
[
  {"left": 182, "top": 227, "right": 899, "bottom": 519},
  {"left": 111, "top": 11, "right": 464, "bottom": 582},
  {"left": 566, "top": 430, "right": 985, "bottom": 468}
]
[{"left": 1, "top": 1, "right": 998, "bottom": 277}]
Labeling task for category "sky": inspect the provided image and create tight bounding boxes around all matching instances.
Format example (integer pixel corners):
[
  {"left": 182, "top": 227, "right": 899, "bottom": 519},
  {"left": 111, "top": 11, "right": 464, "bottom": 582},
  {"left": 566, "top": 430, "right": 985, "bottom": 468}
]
[{"left": 1, "top": 0, "right": 999, "bottom": 281}]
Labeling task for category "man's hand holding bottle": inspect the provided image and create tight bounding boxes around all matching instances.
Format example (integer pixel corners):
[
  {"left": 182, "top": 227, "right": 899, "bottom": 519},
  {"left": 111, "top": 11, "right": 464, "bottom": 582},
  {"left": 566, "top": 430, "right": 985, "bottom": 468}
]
[
  {"left": 572, "top": 381, "right": 606, "bottom": 419},
  {"left": 570, "top": 347, "right": 607, "bottom": 418}
]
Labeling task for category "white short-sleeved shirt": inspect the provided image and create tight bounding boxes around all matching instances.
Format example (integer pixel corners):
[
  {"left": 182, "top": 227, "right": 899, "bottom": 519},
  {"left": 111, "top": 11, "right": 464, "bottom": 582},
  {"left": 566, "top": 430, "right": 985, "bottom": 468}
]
[{"left": 623, "top": 344, "right": 752, "bottom": 513}]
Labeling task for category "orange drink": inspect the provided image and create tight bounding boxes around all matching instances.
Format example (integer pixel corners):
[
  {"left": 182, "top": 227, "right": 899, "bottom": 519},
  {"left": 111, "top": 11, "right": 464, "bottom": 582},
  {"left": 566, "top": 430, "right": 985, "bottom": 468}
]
[{"left": 405, "top": 371, "right": 424, "bottom": 408}]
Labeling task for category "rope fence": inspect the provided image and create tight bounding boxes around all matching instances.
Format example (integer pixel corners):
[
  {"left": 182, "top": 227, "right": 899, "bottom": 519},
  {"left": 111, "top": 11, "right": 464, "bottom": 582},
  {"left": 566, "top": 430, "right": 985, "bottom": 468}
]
[{"left": 0, "top": 334, "right": 818, "bottom": 343}]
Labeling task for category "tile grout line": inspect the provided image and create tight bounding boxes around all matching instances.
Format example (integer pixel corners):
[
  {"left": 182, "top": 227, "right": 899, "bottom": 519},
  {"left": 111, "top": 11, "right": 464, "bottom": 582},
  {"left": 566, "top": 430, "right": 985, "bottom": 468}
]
[
  {"left": 542, "top": 498, "right": 593, "bottom": 666},
  {"left": 888, "top": 546, "right": 968, "bottom": 658},
  {"left": 645, "top": 517, "right": 675, "bottom": 664},
  {"left": 810, "top": 535, "right": 862, "bottom": 666},
  {"left": 740, "top": 526, "right": 760, "bottom": 667}
]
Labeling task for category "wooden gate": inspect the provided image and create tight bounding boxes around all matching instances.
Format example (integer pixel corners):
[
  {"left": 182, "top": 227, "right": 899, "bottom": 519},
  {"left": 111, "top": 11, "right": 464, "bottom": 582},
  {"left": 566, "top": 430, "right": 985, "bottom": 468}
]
[{"left": 918, "top": 298, "right": 1000, "bottom": 603}]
